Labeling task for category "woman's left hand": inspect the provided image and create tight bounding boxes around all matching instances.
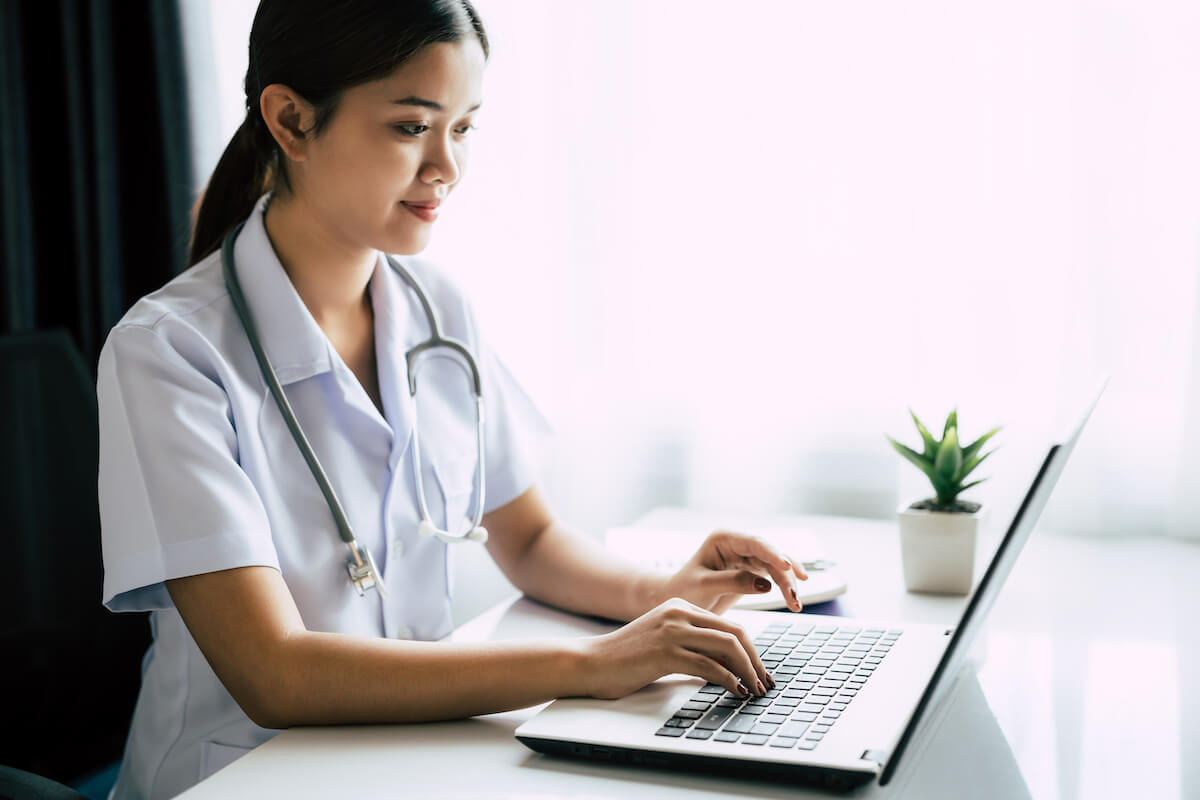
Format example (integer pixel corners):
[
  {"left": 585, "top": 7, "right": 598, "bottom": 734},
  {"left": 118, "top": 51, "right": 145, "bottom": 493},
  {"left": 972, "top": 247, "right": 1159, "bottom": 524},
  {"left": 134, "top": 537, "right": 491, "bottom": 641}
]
[{"left": 658, "top": 530, "right": 810, "bottom": 616}]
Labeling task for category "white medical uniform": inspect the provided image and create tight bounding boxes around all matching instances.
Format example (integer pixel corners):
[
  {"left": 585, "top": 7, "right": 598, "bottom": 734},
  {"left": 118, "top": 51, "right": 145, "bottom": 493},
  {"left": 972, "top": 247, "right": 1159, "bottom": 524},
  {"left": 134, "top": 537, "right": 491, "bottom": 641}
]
[{"left": 97, "top": 191, "right": 550, "bottom": 800}]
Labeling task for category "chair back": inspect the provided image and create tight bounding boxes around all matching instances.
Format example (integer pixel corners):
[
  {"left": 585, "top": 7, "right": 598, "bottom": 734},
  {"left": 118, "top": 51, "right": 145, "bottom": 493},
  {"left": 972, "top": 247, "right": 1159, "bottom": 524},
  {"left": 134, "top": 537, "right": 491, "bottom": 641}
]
[{"left": 0, "top": 330, "right": 150, "bottom": 785}]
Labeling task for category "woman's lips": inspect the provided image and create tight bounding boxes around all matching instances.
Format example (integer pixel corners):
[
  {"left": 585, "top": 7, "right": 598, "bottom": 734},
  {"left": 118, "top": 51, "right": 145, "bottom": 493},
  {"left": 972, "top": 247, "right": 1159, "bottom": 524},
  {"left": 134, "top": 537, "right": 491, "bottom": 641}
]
[{"left": 402, "top": 202, "right": 438, "bottom": 222}]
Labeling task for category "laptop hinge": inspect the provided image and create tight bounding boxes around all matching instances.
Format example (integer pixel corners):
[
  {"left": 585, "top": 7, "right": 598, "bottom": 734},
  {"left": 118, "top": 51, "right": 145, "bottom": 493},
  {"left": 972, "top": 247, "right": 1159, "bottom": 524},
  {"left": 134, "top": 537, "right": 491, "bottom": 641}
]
[{"left": 860, "top": 749, "right": 889, "bottom": 767}]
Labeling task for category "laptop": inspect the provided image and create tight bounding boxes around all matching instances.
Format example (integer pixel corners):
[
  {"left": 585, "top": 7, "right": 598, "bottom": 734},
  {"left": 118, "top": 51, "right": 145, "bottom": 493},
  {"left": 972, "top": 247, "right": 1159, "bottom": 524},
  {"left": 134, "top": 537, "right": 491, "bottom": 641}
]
[{"left": 515, "top": 381, "right": 1106, "bottom": 792}]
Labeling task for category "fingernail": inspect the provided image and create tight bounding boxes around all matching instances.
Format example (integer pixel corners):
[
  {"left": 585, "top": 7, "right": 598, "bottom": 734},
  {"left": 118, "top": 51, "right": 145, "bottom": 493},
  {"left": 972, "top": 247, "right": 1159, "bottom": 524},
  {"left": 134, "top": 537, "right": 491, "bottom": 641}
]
[
  {"left": 754, "top": 577, "right": 771, "bottom": 592},
  {"left": 766, "top": 674, "right": 776, "bottom": 689},
  {"left": 736, "top": 680, "right": 750, "bottom": 698},
  {"left": 756, "top": 679, "right": 766, "bottom": 696}
]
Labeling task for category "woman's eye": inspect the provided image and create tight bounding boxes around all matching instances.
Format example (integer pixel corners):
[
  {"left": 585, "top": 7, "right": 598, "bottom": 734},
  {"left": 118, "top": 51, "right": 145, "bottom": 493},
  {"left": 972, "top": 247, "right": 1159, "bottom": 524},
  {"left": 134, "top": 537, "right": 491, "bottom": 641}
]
[{"left": 393, "top": 124, "right": 478, "bottom": 137}]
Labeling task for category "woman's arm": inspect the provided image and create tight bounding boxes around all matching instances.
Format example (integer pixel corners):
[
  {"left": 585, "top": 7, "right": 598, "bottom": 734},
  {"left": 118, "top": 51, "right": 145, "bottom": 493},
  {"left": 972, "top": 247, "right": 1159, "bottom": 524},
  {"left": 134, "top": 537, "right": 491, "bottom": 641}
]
[
  {"left": 481, "top": 486, "right": 669, "bottom": 624},
  {"left": 165, "top": 565, "right": 587, "bottom": 730}
]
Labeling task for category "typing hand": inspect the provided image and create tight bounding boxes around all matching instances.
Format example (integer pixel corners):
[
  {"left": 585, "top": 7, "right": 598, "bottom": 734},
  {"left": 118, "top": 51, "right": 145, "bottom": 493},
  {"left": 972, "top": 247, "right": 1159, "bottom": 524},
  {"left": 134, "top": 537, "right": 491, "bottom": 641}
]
[{"left": 658, "top": 530, "right": 810, "bottom": 616}]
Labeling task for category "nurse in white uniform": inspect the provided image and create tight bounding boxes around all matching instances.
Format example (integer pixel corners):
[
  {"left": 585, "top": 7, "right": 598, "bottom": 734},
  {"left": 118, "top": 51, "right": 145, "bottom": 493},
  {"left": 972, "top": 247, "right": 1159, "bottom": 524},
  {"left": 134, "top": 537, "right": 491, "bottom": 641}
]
[{"left": 96, "top": 2, "right": 810, "bottom": 798}]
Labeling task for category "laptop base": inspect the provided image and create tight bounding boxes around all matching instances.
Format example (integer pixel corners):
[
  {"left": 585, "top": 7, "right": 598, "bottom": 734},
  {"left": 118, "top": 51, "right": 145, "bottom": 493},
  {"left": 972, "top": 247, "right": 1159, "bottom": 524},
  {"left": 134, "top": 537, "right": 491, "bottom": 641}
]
[{"left": 516, "top": 734, "right": 875, "bottom": 793}]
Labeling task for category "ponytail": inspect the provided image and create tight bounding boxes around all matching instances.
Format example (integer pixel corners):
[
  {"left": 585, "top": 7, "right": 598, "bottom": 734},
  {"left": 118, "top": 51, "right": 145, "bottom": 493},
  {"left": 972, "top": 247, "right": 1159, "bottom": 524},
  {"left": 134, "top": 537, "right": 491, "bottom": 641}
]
[{"left": 187, "top": 112, "right": 274, "bottom": 267}]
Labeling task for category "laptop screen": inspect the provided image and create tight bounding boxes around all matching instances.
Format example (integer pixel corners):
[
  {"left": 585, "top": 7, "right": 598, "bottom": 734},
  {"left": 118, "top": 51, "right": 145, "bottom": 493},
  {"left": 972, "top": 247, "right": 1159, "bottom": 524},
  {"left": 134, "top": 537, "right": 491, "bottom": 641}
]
[{"left": 879, "top": 383, "right": 1105, "bottom": 785}]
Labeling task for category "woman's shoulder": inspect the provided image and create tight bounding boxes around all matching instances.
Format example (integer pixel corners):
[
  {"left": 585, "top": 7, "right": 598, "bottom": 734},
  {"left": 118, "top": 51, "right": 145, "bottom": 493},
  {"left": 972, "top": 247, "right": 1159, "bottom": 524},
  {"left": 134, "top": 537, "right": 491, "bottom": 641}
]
[
  {"left": 110, "top": 251, "right": 230, "bottom": 335},
  {"left": 99, "top": 252, "right": 232, "bottom": 378}
]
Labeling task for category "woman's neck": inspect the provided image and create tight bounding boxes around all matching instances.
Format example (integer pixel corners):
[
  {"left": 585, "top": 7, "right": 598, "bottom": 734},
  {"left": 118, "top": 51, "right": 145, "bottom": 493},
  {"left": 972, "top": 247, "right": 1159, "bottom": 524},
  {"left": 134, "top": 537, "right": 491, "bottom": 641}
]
[{"left": 261, "top": 192, "right": 376, "bottom": 328}]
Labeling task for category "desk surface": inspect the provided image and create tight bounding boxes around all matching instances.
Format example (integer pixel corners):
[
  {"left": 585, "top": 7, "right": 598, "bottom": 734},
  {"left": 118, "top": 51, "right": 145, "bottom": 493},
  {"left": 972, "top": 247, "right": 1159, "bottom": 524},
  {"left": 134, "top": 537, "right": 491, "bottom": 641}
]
[{"left": 177, "top": 511, "right": 1199, "bottom": 800}]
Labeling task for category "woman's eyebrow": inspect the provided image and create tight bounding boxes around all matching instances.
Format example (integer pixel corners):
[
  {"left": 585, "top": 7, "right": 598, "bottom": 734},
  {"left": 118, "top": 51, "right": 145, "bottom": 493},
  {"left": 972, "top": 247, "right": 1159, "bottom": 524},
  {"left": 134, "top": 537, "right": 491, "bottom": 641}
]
[{"left": 391, "top": 95, "right": 481, "bottom": 113}]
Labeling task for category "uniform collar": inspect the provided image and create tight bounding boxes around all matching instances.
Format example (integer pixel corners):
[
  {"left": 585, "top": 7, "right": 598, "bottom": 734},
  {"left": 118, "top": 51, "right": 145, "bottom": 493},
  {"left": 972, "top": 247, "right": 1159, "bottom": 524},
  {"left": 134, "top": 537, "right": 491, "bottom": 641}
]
[
  {"left": 231, "top": 191, "right": 335, "bottom": 385},
  {"left": 231, "top": 192, "right": 428, "bottom": 458}
]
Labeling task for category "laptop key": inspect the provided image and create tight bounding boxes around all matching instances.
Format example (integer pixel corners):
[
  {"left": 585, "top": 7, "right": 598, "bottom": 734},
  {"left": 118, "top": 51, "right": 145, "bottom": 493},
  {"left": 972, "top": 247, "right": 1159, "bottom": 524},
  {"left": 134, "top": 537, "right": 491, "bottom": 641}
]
[
  {"left": 761, "top": 713, "right": 789, "bottom": 725},
  {"left": 797, "top": 739, "right": 818, "bottom": 750},
  {"left": 779, "top": 721, "right": 810, "bottom": 738},
  {"left": 696, "top": 706, "right": 737, "bottom": 730},
  {"left": 655, "top": 727, "right": 686, "bottom": 737},
  {"left": 750, "top": 723, "right": 781, "bottom": 736},
  {"left": 795, "top": 703, "right": 826, "bottom": 714},
  {"left": 664, "top": 717, "right": 694, "bottom": 728},
  {"left": 685, "top": 728, "right": 714, "bottom": 740},
  {"left": 673, "top": 709, "right": 703, "bottom": 719},
  {"left": 792, "top": 711, "right": 819, "bottom": 722},
  {"left": 724, "top": 713, "right": 759, "bottom": 734},
  {"left": 683, "top": 701, "right": 713, "bottom": 712},
  {"left": 770, "top": 737, "right": 798, "bottom": 748},
  {"left": 714, "top": 731, "right": 740, "bottom": 743},
  {"left": 740, "top": 734, "right": 770, "bottom": 746}
]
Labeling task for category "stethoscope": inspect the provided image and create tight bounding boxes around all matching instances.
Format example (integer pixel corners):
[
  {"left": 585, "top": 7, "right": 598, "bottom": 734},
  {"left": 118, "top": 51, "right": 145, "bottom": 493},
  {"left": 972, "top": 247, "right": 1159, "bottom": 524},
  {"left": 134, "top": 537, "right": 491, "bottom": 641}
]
[{"left": 221, "top": 218, "right": 488, "bottom": 599}]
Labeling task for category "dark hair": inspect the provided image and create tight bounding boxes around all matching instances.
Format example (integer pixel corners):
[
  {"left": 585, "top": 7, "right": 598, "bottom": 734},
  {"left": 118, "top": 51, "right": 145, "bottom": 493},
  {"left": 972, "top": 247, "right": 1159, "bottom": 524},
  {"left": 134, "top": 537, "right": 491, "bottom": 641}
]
[{"left": 187, "top": 0, "right": 489, "bottom": 267}]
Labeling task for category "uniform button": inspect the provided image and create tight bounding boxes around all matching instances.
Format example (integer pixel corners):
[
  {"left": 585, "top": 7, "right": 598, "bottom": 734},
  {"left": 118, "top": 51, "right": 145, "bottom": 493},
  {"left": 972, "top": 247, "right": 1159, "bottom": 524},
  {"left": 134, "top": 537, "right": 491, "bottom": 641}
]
[{"left": 395, "top": 625, "right": 413, "bottom": 640}]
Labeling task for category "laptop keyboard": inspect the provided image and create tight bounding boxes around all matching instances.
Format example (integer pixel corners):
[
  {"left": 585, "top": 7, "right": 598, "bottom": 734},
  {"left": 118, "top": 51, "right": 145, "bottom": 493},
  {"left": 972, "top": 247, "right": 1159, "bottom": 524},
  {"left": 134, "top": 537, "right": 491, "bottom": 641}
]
[{"left": 655, "top": 621, "right": 902, "bottom": 750}]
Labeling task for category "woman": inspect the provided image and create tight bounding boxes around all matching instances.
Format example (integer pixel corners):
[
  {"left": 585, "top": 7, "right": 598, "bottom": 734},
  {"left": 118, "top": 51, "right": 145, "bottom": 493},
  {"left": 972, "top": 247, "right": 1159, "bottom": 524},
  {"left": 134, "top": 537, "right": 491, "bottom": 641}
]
[{"left": 97, "top": 1, "right": 809, "bottom": 797}]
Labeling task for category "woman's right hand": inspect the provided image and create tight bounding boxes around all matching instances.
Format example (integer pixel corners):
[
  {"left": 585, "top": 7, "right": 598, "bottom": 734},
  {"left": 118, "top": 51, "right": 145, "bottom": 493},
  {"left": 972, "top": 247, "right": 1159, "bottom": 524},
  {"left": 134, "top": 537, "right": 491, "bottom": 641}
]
[{"left": 577, "top": 597, "right": 775, "bottom": 701}]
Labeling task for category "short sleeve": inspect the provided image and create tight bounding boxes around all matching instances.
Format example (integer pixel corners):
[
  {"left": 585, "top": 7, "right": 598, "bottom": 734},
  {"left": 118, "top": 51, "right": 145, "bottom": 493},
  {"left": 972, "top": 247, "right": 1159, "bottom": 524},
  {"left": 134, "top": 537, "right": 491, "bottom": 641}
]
[
  {"left": 97, "top": 325, "right": 281, "bottom": 613},
  {"left": 462, "top": 303, "right": 556, "bottom": 515}
]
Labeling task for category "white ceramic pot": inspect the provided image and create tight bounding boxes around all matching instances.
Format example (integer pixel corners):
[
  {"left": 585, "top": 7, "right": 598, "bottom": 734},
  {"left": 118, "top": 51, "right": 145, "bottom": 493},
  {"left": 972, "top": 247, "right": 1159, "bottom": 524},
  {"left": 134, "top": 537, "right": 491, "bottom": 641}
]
[{"left": 897, "top": 501, "right": 984, "bottom": 595}]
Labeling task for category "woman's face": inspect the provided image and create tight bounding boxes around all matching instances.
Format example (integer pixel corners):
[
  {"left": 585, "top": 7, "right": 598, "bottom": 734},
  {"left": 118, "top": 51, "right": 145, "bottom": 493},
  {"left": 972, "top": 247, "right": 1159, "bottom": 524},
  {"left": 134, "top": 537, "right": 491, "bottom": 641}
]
[{"left": 286, "top": 39, "right": 485, "bottom": 256}]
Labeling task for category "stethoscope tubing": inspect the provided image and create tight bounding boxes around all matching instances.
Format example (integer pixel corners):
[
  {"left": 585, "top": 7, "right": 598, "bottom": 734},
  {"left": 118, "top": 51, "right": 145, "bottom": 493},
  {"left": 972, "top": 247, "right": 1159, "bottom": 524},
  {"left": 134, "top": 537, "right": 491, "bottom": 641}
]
[{"left": 220, "top": 218, "right": 488, "bottom": 597}]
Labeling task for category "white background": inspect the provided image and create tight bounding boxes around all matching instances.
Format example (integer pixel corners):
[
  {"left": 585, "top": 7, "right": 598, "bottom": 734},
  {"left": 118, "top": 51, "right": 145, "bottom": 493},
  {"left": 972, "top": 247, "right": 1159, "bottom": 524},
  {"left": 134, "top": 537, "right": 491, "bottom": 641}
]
[{"left": 180, "top": 1, "right": 1200, "bottom": 623}]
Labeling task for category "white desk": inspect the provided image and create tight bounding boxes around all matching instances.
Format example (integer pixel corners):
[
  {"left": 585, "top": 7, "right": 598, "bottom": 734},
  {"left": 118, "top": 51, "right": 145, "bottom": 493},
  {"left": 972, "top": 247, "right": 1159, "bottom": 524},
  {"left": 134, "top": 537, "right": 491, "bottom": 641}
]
[{"left": 177, "top": 510, "right": 1200, "bottom": 800}]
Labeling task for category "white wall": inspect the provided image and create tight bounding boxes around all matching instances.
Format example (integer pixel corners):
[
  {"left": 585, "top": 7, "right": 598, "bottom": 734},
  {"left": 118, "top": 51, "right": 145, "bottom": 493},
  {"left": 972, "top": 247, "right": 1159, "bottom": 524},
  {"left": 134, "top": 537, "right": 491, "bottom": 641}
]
[{"left": 182, "top": 0, "right": 1200, "bottom": 624}]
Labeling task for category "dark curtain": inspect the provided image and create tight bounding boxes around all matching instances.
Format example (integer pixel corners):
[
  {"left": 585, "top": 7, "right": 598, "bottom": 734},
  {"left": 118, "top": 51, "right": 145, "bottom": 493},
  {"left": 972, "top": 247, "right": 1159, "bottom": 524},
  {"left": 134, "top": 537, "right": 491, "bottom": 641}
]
[
  {"left": 1, "top": 0, "right": 195, "bottom": 368},
  {"left": 0, "top": 0, "right": 196, "bottom": 786}
]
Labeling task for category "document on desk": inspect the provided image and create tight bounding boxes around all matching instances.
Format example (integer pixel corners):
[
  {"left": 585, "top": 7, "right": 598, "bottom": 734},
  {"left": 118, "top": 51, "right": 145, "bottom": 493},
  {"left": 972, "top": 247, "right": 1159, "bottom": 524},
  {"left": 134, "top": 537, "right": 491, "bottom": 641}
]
[{"left": 604, "top": 524, "right": 847, "bottom": 609}]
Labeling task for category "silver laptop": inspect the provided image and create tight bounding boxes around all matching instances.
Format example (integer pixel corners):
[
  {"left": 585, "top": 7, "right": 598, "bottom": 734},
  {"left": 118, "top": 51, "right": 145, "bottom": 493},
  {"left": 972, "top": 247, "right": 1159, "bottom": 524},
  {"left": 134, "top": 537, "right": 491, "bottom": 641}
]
[{"left": 515, "top": 382, "right": 1106, "bottom": 791}]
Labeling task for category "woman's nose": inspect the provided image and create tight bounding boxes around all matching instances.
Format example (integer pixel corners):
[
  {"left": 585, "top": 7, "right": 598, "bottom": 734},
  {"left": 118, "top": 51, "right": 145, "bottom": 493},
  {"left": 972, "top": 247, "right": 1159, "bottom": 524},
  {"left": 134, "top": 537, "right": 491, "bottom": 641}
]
[{"left": 422, "top": 136, "right": 462, "bottom": 186}]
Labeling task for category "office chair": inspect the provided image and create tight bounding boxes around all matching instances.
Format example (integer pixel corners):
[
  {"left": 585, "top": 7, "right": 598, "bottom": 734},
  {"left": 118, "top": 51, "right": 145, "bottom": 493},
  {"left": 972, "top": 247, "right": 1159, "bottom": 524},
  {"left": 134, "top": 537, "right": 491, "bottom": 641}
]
[{"left": 0, "top": 330, "right": 151, "bottom": 799}]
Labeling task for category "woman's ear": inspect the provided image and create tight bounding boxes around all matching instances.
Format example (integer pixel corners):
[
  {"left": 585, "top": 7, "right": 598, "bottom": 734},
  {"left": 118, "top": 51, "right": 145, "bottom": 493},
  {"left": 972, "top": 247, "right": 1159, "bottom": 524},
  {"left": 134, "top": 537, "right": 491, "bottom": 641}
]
[{"left": 259, "top": 83, "right": 316, "bottom": 162}]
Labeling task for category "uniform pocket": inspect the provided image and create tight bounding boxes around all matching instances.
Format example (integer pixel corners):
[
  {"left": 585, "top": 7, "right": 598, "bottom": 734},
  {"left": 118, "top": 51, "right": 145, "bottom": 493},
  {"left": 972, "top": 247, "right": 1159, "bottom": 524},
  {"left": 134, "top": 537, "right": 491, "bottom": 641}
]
[
  {"left": 432, "top": 451, "right": 478, "bottom": 532},
  {"left": 199, "top": 739, "right": 253, "bottom": 780}
]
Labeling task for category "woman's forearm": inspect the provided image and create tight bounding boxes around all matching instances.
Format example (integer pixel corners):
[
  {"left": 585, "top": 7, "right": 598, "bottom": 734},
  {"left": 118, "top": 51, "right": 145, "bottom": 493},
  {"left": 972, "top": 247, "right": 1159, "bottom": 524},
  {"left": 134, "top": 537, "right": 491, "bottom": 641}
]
[
  {"left": 261, "top": 631, "right": 589, "bottom": 728},
  {"left": 506, "top": 521, "right": 670, "bottom": 624}
]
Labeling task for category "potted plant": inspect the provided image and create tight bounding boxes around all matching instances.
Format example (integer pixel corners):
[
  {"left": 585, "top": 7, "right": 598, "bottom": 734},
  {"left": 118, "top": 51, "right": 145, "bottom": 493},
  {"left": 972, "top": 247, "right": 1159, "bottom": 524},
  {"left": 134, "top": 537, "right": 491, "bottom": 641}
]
[{"left": 887, "top": 409, "right": 1001, "bottom": 595}]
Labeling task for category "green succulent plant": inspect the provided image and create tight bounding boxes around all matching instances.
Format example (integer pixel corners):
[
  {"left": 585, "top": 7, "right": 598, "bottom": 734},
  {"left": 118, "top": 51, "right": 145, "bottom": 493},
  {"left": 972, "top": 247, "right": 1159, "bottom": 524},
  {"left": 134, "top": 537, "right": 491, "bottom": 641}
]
[{"left": 887, "top": 409, "right": 1001, "bottom": 511}]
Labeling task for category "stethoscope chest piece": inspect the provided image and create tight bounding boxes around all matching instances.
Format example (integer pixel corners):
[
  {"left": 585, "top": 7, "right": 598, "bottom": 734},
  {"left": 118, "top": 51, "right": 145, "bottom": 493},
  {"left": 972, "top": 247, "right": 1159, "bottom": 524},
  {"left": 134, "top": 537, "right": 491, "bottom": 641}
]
[{"left": 347, "top": 539, "right": 387, "bottom": 597}]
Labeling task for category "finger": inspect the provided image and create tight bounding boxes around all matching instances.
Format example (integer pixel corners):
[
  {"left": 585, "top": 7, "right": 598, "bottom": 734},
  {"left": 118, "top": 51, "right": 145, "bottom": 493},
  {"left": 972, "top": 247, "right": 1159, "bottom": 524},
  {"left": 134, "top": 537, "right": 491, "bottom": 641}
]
[
  {"left": 675, "top": 600, "right": 775, "bottom": 690},
  {"left": 701, "top": 567, "right": 773, "bottom": 598},
  {"left": 673, "top": 645, "right": 756, "bottom": 699},
  {"left": 783, "top": 551, "right": 810, "bottom": 581},
  {"left": 675, "top": 627, "right": 767, "bottom": 696},
  {"left": 712, "top": 532, "right": 804, "bottom": 612}
]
